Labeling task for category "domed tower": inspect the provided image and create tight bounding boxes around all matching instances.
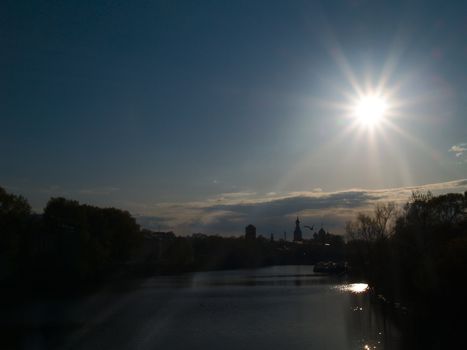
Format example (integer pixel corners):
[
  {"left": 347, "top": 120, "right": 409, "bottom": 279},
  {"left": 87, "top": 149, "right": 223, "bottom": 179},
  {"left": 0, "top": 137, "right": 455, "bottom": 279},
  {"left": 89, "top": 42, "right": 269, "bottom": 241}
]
[{"left": 293, "top": 217, "right": 302, "bottom": 241}]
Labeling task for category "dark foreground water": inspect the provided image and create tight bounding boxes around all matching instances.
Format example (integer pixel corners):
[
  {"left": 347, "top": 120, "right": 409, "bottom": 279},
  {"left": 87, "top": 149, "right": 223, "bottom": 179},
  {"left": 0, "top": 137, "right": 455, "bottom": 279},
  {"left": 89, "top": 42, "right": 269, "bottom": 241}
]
[{"left": 1, "top": 266, "right": 403, "bottom": 350}]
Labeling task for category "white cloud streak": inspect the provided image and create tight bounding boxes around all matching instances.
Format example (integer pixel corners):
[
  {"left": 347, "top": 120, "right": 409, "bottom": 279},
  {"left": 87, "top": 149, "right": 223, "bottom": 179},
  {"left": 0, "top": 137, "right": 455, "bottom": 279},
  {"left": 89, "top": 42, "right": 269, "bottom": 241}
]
[
  {"left": 135, "top": 179, "right": 467, "bottom": 237},
  {"left": 449, "top": 143, "right": 467, "bottom": 157}
]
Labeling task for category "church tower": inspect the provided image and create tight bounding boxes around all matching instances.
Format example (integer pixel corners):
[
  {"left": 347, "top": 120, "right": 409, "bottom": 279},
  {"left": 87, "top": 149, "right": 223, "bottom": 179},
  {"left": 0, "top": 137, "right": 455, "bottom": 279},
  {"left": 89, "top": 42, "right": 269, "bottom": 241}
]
[{"left": 293, "top": 216, "right": 302, "bottom": 241}]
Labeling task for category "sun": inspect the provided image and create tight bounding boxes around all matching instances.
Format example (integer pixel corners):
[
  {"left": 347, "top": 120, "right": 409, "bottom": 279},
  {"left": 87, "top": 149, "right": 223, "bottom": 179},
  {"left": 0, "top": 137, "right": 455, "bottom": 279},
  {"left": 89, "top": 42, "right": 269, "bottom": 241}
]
[{"left": 353, "top": 95, "right": 388, "bottom": 126}]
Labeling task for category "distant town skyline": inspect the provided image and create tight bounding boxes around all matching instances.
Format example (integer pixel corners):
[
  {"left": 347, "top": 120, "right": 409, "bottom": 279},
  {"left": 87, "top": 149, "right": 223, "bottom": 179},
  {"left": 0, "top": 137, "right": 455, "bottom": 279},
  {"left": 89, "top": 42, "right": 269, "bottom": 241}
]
[{"left": 2, "top": 1, "right": 467, "bottom": 235}]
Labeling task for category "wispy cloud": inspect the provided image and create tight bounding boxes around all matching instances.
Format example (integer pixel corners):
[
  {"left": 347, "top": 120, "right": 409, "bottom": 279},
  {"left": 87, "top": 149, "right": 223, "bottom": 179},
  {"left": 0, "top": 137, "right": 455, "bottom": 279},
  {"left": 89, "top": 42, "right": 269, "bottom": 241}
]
[
  {"left": 134, "top": 179, "right": 467, "bottom": 237},
  {"left": 449, "top": 143, "right": 467, "bottom": 158},
  {"left": 212, "top": 191, "right": 257, "bottom": 202}
]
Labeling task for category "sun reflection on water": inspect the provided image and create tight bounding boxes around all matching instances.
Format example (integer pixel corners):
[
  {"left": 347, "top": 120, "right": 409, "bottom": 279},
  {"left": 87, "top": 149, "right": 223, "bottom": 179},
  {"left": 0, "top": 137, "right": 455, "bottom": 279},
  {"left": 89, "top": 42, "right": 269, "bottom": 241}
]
[
  {"left": 338, "top": 283, "right": 369, "bottom": 293},
  {"left": 363, "top": 345, "right": 377, "bottom": 350}
]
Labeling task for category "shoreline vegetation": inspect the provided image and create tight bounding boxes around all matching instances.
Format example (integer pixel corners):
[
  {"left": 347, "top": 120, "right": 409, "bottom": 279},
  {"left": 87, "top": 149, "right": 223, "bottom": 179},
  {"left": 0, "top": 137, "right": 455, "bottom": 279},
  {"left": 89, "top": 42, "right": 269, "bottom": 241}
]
[
  {"left": 347, "top": 191, "right": 467, "bottom": 304},
  {"left": 1, "top": 186, "right": 466, "bottom": 279},
  {"left": 1, "top": 187, "right": 466, "bottom": 292},
  {"left": 0, "top": 186, "right": 346, "bottom": 297},
  {"left": 346, "top": 191, "right": 467, "bottom": 347},
  {"left": 1, "top": 186, "right": 466, "bottom": 342}
]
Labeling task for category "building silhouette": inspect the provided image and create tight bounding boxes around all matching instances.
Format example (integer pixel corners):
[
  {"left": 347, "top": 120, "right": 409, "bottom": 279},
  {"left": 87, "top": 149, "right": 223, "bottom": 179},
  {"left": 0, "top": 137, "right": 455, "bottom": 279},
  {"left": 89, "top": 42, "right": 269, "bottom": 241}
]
[
  {"left": 245, "top": 224, "right": 256, "bottom": 240},
  {"left": 318, "top": 227, "right": 326, "bottom": 240},
  {"left": 293, "top": 217, "right": 302, "bottom": 241}
]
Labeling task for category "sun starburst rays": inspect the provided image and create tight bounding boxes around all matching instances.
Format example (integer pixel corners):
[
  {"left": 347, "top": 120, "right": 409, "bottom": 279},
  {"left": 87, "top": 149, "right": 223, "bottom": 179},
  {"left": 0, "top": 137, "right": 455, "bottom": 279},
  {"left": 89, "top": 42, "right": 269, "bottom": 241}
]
[{"left": 275, "top": 26, "right": 449, "bottom": 193}]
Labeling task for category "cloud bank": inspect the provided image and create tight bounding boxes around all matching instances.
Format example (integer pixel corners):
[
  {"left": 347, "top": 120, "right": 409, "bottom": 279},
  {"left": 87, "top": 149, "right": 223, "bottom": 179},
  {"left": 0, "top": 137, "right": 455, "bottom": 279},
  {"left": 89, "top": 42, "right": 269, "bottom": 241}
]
[{"left": 135, "top": 179, "right": 467, "bottom": 237}]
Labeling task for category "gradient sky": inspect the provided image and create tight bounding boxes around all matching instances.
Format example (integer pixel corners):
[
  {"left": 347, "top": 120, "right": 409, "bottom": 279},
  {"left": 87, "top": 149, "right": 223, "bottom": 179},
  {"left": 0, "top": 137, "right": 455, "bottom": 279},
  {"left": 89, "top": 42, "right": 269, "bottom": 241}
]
[{"left": 2, "top": 0, "right": 467, "bottom": 235}]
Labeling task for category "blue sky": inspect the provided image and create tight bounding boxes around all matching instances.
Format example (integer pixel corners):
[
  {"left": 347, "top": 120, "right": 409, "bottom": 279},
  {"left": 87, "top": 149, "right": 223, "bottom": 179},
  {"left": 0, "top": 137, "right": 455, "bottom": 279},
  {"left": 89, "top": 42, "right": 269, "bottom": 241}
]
[{"left": 2, "top": 0, "right": 466, "bottom": 235}]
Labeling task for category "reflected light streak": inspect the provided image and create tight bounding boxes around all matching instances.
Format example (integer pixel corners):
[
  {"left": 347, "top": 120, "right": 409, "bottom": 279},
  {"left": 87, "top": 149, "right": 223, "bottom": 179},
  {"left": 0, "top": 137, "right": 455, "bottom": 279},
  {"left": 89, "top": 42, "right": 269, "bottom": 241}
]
[
  {"left": 376, "top": 119, "right": 414, "bottom": 187},
  {"left": 383, "top": 118, "right": 440, "bottom": 159},
  {"left": 338, "top": 283, "right": 369, "bottom": 293}
]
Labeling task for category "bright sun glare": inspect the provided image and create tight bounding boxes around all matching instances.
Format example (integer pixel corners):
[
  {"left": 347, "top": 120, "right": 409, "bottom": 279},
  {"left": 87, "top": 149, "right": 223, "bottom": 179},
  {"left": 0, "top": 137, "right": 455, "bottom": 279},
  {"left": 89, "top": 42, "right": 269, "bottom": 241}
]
[
  {"left": 354, "top": 95, "right": 388, "bottom": 126},
  {"left": 338, "top": 283, "right": 369, "bottom": 293}
]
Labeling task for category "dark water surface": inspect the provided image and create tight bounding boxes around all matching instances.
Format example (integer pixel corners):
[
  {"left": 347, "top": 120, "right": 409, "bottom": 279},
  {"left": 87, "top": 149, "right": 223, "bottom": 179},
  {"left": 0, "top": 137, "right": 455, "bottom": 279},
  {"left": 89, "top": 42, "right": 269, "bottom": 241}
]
[{"left": 1, "top": 266, "right": 403, "bottom": 349}]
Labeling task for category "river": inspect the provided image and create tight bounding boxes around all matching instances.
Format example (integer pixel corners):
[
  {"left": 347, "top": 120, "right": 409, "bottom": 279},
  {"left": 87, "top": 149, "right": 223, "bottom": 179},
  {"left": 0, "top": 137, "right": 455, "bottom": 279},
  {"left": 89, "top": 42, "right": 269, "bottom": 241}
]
[{"left": 2, "top": 265, "right": 403, "bottom": 349}]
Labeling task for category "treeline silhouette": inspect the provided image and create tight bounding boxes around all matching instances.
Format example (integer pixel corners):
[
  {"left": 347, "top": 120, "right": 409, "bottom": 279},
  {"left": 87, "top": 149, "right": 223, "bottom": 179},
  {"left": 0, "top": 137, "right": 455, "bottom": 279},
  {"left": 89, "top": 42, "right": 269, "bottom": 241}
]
[
  {"left": 139, "top": 231, "right": 344, "bottom": 275},
  {"left": 0, "top": 188, "right": 142, "bottom": 292},
  {"left": 346, "top": 191, "right": 467, "bottom": 345},
  {"left": 0, "top": 186, "right": 344, "bottom": 294}
]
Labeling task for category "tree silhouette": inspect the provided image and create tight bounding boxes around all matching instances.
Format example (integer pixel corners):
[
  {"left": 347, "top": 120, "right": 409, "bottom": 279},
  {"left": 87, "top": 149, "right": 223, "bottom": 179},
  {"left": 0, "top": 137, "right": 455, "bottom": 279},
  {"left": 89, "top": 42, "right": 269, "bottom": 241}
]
[{"left": 0, "top": 186, "right": 31, "bottom": 278}]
